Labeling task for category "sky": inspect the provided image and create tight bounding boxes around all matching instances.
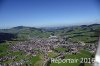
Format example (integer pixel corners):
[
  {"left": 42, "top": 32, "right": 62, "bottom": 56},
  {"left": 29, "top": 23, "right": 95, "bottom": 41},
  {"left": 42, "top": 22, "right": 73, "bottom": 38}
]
[{"left": 0, "top": 0, "right": 100, "bottom": 28}]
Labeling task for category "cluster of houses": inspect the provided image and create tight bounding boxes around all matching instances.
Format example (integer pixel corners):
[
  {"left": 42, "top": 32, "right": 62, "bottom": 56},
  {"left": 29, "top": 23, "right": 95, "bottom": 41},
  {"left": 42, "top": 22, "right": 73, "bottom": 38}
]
[{"left": 0, "top": 35, "right": 98, "bottom": 66}]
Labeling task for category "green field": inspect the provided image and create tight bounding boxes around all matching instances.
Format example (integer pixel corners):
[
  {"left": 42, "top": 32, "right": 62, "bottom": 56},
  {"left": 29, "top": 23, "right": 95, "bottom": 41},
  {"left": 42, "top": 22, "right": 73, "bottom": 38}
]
[{"left": 50, "top": 50, "right": 92, "bottom": 66}]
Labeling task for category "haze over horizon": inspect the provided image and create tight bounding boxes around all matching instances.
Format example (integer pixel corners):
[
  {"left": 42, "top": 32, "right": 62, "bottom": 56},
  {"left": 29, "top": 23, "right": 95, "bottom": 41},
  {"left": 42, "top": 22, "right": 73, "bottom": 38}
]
[{"left": 0, "top": 0, "right": 100, "bottom": 28}]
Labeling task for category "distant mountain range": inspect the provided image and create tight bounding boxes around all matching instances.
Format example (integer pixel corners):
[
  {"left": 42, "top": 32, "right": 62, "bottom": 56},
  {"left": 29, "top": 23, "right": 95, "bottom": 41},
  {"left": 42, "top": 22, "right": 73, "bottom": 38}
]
[
  {"left": 0, "top": 24, "right": 100, "bottom": 32},
  {"left": 0, "top": 24, "right": 100, "bottom": 43}
]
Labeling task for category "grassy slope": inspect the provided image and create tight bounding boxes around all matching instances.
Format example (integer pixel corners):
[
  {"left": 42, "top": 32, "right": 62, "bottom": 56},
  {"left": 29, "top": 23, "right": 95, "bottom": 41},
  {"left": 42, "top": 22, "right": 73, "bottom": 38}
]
[{"left": 50, "top": 50, "right": 92, "bottom": 66}]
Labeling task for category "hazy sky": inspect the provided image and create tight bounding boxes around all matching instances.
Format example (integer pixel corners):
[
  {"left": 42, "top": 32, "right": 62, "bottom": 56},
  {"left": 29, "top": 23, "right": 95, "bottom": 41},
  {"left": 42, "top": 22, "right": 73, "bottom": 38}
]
[{"left": 0, "top": 0, "right": 100, "bottom": 28}]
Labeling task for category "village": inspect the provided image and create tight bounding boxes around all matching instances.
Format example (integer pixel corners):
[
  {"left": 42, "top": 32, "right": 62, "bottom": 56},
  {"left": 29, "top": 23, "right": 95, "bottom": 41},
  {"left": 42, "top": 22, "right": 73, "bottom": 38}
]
[{"left": 0, "top": 35, "right": 97, "bottom": 66}]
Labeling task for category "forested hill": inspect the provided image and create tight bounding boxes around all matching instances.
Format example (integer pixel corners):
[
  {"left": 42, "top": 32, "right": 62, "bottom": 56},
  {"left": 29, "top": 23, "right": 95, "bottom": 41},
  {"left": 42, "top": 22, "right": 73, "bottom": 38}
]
[{"left": 0, "top": 33, "right": 16, "bottom": 43}]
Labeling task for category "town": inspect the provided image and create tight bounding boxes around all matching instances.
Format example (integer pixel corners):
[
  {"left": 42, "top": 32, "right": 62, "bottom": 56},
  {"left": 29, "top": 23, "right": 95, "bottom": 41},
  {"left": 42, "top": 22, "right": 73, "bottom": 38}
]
[{"left": 0, "top": 35, "right": 97, "bottom": 66}]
